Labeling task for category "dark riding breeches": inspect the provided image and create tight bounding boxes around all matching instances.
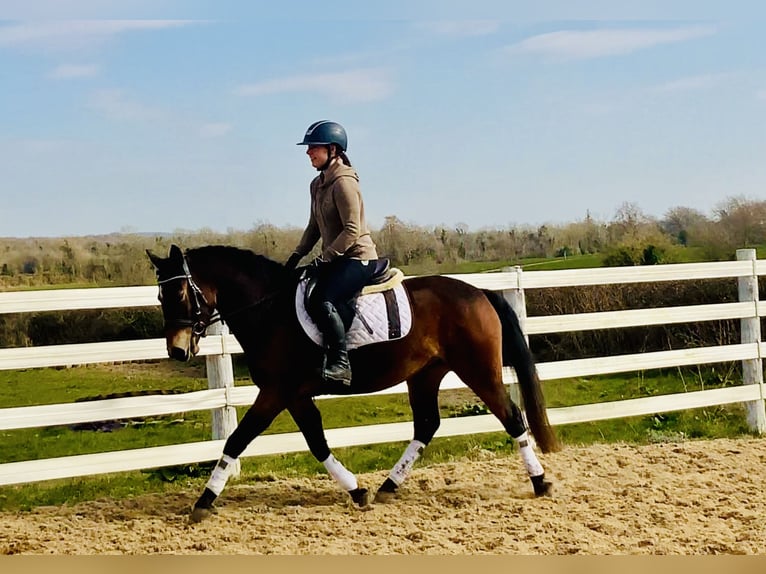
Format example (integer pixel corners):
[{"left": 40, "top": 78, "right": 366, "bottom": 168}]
[{"left": 308, "top": 257, "right": 376, "bottom": 329}]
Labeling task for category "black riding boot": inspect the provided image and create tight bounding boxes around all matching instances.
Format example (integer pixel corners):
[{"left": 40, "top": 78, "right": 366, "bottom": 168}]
[{"left": 316, "top": 302, "right": 352, "bottom": 385}]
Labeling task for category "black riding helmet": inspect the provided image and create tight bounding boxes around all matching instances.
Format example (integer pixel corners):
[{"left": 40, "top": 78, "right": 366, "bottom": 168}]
[{"left": 297, "top": 120, "right": 348, "bottom": 152}]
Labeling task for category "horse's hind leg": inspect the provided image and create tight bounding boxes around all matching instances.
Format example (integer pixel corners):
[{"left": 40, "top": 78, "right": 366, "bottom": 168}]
[
  {"left": 451, "top": 359, "right": 553, "bottom": 497},
  {"left": 287, "top": 396, "right": 369, "bottom": 508},
  {"left": 375, "top": 362, "right": 448, "bottom": 503}
]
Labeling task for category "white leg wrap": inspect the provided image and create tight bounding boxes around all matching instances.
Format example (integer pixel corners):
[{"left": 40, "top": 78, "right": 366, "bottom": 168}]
[
  {"left": 205, "top": 454, "right": 237, "bottom": 496},
  {"left": 388, "top": 440, "right": 426, "bottom": 486},
  {"left": 515, "top": 432, "right": 544, "bottom": 477},
  {"left": 322, "top": 454, "right": 358, "bottom": 491}
]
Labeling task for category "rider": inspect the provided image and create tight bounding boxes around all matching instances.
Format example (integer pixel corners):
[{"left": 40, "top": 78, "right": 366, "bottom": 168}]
[{"left": 285, "top": 120, "right": 379, "bottom": 385}]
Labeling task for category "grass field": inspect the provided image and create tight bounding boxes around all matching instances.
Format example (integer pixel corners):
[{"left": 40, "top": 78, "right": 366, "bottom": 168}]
[
  {"left": 399, "top": 254, "right": 605, "bottom": 275},
  {"left": 398, "top": 243, "right": 755, "bottom": 275}
]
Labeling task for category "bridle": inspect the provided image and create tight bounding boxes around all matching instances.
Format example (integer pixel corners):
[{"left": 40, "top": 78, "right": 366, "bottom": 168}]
[
  {"left": 155, "top": 253, "right": 286, "bottom": 338},
  {"left": 156, "top": 256, "right": 219, "bottom": 337}
]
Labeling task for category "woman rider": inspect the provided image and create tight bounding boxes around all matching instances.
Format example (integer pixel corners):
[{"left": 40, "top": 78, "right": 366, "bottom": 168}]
[{"left": 285, "top": 120, "right": 379, "bottom": 385}]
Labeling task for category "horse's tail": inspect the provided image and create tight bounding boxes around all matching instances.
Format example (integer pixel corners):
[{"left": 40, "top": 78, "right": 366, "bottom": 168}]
[{"left": 482, "top": 289, "right": 561, "bottom": 453}]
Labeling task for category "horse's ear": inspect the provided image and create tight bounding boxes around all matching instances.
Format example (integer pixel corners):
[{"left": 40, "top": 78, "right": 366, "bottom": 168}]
[
  {"left": 169, "top": 244, "right": 183, "bottom": 261},
  {"left": 146, "top": 249, "right": 162, "bottom": 269}
]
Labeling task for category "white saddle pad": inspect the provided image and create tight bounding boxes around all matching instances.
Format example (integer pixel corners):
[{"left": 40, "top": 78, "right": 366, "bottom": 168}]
[{"left": 295, "top": 279, "right": 413, "bottom": 350}]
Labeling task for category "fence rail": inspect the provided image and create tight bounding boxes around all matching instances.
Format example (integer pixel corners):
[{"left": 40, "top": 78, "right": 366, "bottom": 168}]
[{"left": 0, "top": 249, "right": 764, "bottom": 487}]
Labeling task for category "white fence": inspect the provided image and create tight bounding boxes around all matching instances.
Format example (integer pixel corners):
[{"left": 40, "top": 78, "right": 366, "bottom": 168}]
[{"left": 0, "top": 249, "right": 764, "bottom": 487}]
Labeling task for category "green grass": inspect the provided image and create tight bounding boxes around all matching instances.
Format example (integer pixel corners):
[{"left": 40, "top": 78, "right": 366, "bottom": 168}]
[
  {"left": 397, "top": 242, "right": 760, "bottom": 276},
  {"left": 400, "top": 259, "right": 515, "bottom": 275},
  {"left": 0, "top": 280, "right": 130, "bottom": 292},
  {"left": 400, "top": 254, "right": 606, "bottom": 275},
  {"left": 0, "top": 362, "right": 210, "bottom": 408},
  {"left": 517, "top": 254, "right": 604, "bottom": 270}
]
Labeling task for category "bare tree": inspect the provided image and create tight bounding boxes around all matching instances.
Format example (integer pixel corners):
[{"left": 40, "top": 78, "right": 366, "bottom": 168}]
[
  {"left": 714, "top": 196, "right": 766, "bottom": 248},
  {"left": 661, "top": 206, "right": 709, "bottom": 245}
]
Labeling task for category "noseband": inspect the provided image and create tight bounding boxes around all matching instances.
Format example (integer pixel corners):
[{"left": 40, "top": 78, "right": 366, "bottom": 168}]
[{"left": 156, "top": 256, "right": 218, "bottom": 337}]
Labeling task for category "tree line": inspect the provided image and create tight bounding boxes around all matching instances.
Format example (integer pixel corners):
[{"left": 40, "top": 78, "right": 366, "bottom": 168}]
[
  {"left": 1, "top": 196, "right": 764, "bottom": 290},
  {"left": 1, "top": 196, "right": 763, "bottom": 361}
]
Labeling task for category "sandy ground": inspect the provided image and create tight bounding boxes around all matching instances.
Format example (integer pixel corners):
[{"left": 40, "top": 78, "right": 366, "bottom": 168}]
[{"left": 1, "top": 436, "right": 765, "bottom": 555}]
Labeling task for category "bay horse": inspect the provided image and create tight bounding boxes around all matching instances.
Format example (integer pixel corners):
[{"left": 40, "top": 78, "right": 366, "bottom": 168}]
[{"left": 147, "top": 245, "right": 560, "bottom": 523}]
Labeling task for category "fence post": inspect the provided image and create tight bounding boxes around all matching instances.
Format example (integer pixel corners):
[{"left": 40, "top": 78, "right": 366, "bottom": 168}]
[
  {"left": 737, "top": 248, "right": 766, "bottom": 434},
  {"left": 205, "top": 321, "right": 241, "bottom": 477},
  {"left": 501, "top": 266, "right": 527, "bottom": 407}
]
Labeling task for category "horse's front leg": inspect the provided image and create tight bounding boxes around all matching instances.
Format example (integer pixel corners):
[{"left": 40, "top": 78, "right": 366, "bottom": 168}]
[
  {"left": 191, "top": 389, "right": 285, "bottom": 523},
  {"left": 288, "top": 396, "right": 370, "bottom": 508}
]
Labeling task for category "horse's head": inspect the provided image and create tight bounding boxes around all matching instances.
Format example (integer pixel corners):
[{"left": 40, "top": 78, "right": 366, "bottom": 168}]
[{"left": 146, "top": 244, "right": 218, "bottom": 361}]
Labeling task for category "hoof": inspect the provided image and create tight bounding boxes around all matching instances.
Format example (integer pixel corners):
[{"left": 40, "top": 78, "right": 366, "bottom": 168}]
[
  {"left": 189, "top": 504, "right": 216, "bottom": 524},
  {"left": 348, "top": 487, "right": 370, "bottom": 508},
  {"left": 374, "top": 489, "right": 396, "bottom": 504},
  {"left": 374, "top": 478, "right": 398, "bottom": 503},
  {"left": 531, "top": 474, "right": 554, "bottom": 497},
  {"left": 535, "top": 481, "right": 554, "bottom": 497}
]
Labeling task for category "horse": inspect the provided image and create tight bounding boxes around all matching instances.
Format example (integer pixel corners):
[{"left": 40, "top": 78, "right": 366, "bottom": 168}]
[{"left": 147, "top": 244, "right": 561, "bottom": 523}]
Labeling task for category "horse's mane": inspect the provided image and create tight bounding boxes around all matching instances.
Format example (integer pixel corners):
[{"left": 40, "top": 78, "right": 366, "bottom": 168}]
[{"left": 186, "top": 245, "right": 289, "bottom": 283}]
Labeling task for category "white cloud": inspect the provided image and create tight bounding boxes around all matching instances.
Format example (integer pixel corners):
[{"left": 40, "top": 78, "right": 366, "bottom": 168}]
[
  {"left": 88, "top": 89, "right": 160, "bottom": 121},
  {"left": 505, "top": 25, "right": 717, "bottom": 61},
  {"left": 49, "top": 63, "right": 98, "bottom": 78},
  {"left": 234, "top": 68, "right": 394, "bottom": 104},
  {"left": 199, "top": 123, "right": 232, "bottom": 138},
  {"left": 757, "top": 89, "right": 766, "bottom": 101},
  {"left": 0, "top": 20, "right": 197, "bottom": 51},
  {"left": 650, "top": 73, "right": 729, "bottom": 94},
  {"left": 417, "top": 20, "right": 500, "bottom": 37}
]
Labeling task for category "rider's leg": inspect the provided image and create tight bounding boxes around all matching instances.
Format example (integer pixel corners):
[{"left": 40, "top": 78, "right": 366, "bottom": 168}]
[
  {"left": 309, "top": 258, "right": 375, "bottom": 385},
  {"left": 313, "top": 301, "right": 353, "bottom": 384}
]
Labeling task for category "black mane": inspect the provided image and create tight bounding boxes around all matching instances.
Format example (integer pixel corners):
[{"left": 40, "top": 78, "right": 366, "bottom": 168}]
[
  {"left": 186, "top": 245, "right": 291, "bottom": 286},
  {"left": 188, "top": 245, "right": 282, "bottom": 270}
]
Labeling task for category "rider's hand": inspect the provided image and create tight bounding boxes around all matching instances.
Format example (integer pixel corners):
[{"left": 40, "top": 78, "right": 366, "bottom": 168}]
[
  {"left": 284, "top": 252, "right": 302, "bottom": 270},
  {"left": 308, "top": 256, "right": 324, "bottom": 269}
]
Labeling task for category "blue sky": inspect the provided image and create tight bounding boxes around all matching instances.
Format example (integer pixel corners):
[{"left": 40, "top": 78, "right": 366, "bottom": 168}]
[{"left": 1, "top": 2, "right": 765, "bottom": 238}]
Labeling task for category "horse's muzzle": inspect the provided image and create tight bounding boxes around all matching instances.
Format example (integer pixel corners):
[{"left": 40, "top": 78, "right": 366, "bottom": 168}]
[
  {"left": 169, "top": 346, "right": 190, "bottom": 361},
  {"left": 165, "top": 327, "right": 200, "bottom": 361}
]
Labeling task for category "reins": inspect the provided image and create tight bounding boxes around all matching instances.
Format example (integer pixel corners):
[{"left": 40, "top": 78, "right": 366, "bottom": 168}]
[{"left": 213, "top": 289, "right": 283, "bottom": 326}]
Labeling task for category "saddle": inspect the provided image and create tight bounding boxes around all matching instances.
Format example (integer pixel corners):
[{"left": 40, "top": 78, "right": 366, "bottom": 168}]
[
  {"left": 360, "top": 258, "right": 400, "bottom": 293},
  {"left": 302, "top": 258, "right": 402, "bottom": 307},
  {"left": 295, "top": 259, "right": 412, "bottom": 350}
]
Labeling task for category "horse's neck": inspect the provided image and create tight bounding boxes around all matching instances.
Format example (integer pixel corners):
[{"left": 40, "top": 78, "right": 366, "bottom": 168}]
[
  {"left": 190, "top": 249, "right": 293, "bottom": 332},
  {"left": 214, "top": 276, "right": 265, "bottom": 311},
  {"left": 216, "top": 274, "right": 293, "bottom": 328},
  {"left": 219, "top": 284, "right": 295, "bottom": 360}
]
